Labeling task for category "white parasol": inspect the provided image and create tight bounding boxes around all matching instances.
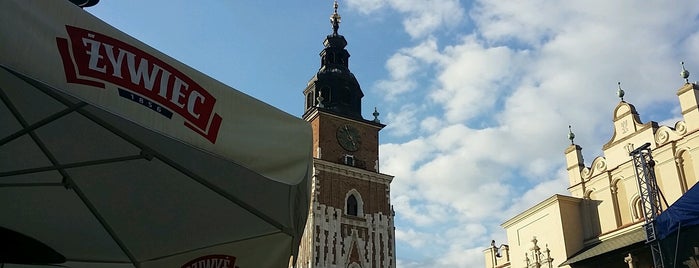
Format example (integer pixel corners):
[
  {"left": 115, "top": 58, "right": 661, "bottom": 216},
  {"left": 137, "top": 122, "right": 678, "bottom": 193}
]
[{"left": 0, "top": 1, "right": 312, "bottom": 267}]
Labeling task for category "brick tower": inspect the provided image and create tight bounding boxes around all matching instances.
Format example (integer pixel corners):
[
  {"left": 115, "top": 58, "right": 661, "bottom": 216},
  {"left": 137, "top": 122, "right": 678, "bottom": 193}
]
[{"left": 293, "top": 2, "right": 396, "bottom": 268}]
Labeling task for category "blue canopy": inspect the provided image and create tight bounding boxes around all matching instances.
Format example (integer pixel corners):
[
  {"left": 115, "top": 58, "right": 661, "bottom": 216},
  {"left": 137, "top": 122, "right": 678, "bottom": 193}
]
[{"left": 655, "top": 183, "right": 699, "bottom": 240}]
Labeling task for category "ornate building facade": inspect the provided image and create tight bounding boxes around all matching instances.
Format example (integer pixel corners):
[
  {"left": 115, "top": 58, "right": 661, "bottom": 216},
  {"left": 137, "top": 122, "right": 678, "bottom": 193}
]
[
  {"left": 485, "top": 69, "right": 699, "bottom": 268},
  {"left": 294, "top": 3, "right": 396, "bottom": 268}
]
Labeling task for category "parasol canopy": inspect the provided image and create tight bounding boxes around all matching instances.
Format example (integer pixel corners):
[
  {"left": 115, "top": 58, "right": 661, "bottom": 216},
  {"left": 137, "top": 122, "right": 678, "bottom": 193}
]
[{"left": 0, "top": 1, "right": 312, "bottom": 267}]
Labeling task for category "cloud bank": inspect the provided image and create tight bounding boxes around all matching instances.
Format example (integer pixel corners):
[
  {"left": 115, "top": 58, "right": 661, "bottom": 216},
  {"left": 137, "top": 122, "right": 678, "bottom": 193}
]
[{"left": 348, "top": 0, "right": 699, "bottom": 266}]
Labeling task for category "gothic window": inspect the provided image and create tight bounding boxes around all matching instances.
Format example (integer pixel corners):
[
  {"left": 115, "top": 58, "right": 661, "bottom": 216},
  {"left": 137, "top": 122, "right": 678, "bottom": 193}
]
[
  {"left": 345, "top": 190, "right": 364, "bottom": 217},
  {"left": 347, "top": 195, "right": 358, "bottom": 216}
]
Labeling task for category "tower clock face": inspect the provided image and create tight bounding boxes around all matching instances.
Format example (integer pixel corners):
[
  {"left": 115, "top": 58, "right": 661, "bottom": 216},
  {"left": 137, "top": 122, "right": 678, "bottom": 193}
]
[{"left": 336, "top": 124, "right": 361, "bottom": 151}]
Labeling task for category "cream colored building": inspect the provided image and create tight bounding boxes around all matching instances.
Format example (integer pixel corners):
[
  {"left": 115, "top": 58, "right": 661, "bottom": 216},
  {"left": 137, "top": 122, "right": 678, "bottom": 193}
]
[{"left": 485, "top": 76, "right": 699, "bottom": 268}]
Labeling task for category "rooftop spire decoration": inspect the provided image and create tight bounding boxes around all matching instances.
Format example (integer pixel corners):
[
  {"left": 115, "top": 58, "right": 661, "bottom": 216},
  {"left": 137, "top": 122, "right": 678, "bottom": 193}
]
[
  {"left": 301, "top": 0, "right": 364, "bottom": 119},
  {"left": 681, "top": 61, "right": 691, "bottom": 84},
  {"left": 568, "top": 125, "right": 575, "bottom": 145},
  {"left": 330, "top": 0, "right": 341, "bottom": 35},
  {"left": 617, "top": 82, "right": 625, "bottom": 101},
  {"left": 316, "top": 91, "right": 325, "bottom": 108},
  {"left": 373, "top": 107, "right": 380, "bottom": 123}
]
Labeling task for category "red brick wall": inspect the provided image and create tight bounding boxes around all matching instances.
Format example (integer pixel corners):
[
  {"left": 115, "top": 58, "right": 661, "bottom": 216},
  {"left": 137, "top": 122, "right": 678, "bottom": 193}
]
[
  {"left": 315, "top": 170, "right": 390, "bottom": 215},
  {"left": 309, "top": 112, "right": 381, "bottom": 172}
]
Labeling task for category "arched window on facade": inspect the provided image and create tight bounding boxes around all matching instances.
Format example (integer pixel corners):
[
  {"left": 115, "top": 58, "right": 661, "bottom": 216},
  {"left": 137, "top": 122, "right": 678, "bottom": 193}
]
[
  {"left": 631, "top": 195, "right": 643, "bottom": 221},
  {"left": 612, "top": 178, "right": 631, "bottom": 225},
  {"left": 583, "top": 189, "right": 602, "bottom": 238},
  {"left": 345, "top": 189, "right": 364, "bottom": 217},
  {"left": 678, "top": 150, "right": 697, "bottom": 193}
]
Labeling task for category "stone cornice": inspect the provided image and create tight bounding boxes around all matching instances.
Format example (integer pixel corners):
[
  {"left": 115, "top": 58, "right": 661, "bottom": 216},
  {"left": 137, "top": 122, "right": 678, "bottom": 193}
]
[
  {"left": 676, "top": 82, "right": 697, "bottom": 96},
  {"left": 564, "top": 144, "right": 582, "bottom": 154},
  {"left": 501, "top": 194, "right": 582, "bottom": 228},
  {"left": 583, "top": 222, "right": 644, "bottom": 246},
  {"left": 314, "top": 158, "right": 394, "bottom": 185},
  {"left": 303, "top": 108, "right": 385, "bottom": 129}
]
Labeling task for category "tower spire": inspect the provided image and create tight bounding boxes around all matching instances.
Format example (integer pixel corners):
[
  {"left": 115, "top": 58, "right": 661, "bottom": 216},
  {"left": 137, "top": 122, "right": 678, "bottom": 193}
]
[
  {"left": 331, "top": 0, "right": 341, "bottom": 35},
  {"left": 302, "top": 0, "right": 365, "bottom": 120}
]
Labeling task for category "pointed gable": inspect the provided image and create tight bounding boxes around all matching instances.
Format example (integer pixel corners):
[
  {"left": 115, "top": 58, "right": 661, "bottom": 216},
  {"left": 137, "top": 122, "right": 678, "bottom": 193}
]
[{"left": 602, "top": 101, "right": 658, "bottom": 170}]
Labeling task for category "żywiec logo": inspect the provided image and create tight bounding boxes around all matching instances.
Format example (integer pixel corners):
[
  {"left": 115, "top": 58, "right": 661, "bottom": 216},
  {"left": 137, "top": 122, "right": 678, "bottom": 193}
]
[
  {"left": 56, "top": 25, "right": 222, "bottom": 143},
  {"left": 181, "top": 254, "right": 236, "bottom": 268}
]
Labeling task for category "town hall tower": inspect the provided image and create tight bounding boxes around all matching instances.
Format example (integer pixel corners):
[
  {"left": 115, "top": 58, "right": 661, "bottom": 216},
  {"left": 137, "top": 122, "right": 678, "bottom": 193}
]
[{"left": 294, "top": 2, "right": 396, "bottom": 268}]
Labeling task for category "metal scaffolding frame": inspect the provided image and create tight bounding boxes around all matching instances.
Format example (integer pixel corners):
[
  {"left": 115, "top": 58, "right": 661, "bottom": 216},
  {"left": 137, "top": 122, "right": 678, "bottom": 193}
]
[{"left": 629, "top": 142, "right": 669, "bottom": 268}]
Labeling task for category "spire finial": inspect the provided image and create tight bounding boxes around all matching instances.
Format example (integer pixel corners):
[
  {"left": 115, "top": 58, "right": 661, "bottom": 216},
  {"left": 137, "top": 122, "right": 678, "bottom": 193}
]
[
  {"left": 568, "top": 125, "right": 575, "bottom": 145},
  {"left": 617, "top": 82, "right": 625, "bottom": 101},
  {"left": 330, "top": 0, "right": 341, "bottom": 35},
  {"left": 373, "top": 107, "right": 380, "bottom": 123},
  {"left": 681, "top": 61, "right": 691, "bottom": 83}
]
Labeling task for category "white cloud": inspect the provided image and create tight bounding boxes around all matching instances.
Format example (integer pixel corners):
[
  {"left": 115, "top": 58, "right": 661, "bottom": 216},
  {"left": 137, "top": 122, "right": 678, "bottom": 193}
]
[
  {"left": 438, "top": 246, "right": 489, "bottom": 267},
  {"left": 392, "top": 195, "right": 452, "bottom": 226},
  {"left": 432, "top": 36, "right": 524, "bottom": 122},
  {"left": 420, "top": 116, "right": 444, "bottom": 132},
  {"left": 383, "top": 104, "right": 420, "bottom": 136},
  {"left": 395, "top": 227, "right": 431, "bottom": 248},
  {"left": 346, "top": 0, "right": 386, "bottom": 14},
  {"left": 380, "top": 138, "right": 433, "bottom": 186},
  {"left": 375, "top": 54, "right": 419, "bottom": 98},
  {"left": 375, "top": 38, "right": 442, "bottom": 100},
  {"left": 393, "top": 0, "right": 464, "bottom": 39},
  {"left": 347, "top": 0, "right": 466, "bottom": 38},
  {"left": 369, "top": 1, "right": 699, "bottom": 267},
  {"left": 505, "top": 174, "right": 570, "bottom": 217},
  {"left": 471, "top": 0, "right": 570, "bottom": 46}
]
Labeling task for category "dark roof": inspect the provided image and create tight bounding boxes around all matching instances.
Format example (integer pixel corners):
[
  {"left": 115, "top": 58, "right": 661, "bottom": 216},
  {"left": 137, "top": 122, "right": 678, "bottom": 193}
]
[{"left": 559, "top": 228, "right": 645, "bottom": 266}]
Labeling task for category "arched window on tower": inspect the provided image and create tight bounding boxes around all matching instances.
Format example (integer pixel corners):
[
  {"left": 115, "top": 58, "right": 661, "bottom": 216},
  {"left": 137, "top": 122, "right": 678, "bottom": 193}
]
[
  {"left": 344, "top": 190, "right": 364, "bottom": 217},
  {"left": 306, "top": 92, "right": 313, "bottom": 110},
  {"left": 347, "top": 195, "right": 358, "bottom": 216}
]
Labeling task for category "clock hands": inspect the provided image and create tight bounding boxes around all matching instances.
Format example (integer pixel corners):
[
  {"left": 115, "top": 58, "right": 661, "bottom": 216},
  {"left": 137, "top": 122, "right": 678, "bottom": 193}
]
[
  {"left": 337, "top": 124, "right": 360, "bottom": 151},
  {"left": 344, "top": 125, "right": 357, "bottom": 148},
  {"left": 347, "top": 135, "right": 357, "bottom": 148}
]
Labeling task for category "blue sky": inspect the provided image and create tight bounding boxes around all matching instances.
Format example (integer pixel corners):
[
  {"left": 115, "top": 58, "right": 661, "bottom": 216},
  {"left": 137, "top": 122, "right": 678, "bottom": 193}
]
[{"left": 88, "top": 1, "right": 699, "bottom": 267}]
